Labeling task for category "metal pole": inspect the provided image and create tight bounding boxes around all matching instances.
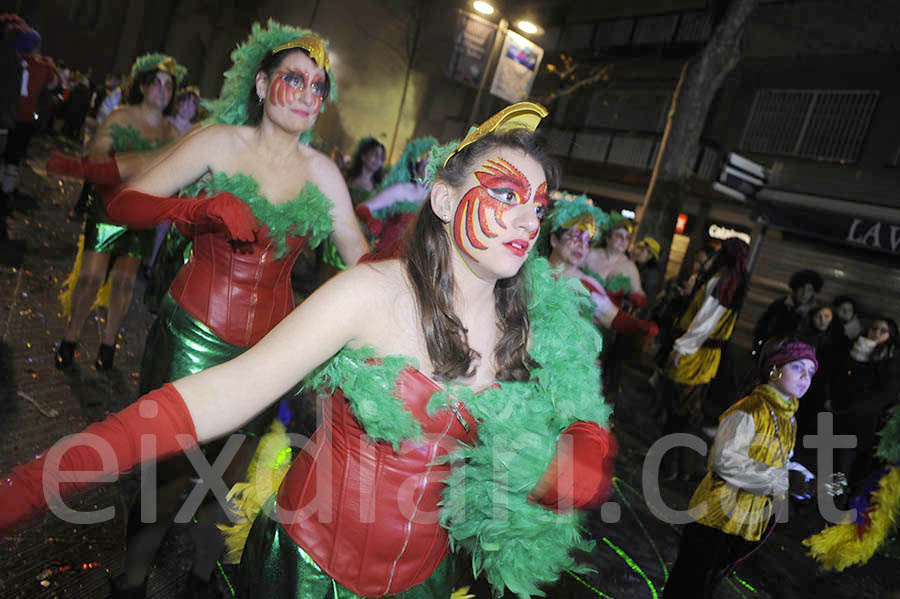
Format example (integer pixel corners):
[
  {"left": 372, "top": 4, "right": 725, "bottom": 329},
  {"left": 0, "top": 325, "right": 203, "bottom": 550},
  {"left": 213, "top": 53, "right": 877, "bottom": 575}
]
[
  {"left": 746, "top": 223, "right": 767, "bottom": 275},
  {"left": 468, "top": 18, "right": 507, "bottom": 126}
]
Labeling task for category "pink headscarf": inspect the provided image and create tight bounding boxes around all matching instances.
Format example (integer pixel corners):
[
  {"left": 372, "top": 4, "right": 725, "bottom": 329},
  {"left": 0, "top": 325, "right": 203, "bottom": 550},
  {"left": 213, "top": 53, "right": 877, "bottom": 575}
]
[{"left": 762, "top": 341, "right": 818, "bottom": 375}]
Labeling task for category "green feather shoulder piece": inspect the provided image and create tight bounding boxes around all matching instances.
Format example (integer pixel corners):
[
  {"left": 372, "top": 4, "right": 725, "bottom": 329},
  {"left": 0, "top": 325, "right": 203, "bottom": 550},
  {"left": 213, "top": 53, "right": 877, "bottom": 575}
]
[
  {"left": 437, "top": 257, "right": 609, "bottom": 598},
  {"left": 108, "top": 124, "right": 165, "bottom": 153},
  {"left": 302, "top": 346, "right": 422, "bottom": 450},
  {"left": 181, "top": 171, "right": 334, "bottom": 258}
]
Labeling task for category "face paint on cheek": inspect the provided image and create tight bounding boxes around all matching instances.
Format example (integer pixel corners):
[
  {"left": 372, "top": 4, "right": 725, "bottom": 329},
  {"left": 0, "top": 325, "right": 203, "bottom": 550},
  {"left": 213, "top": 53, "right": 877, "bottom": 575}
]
[
  {"left": 268, "top": 71, "right": 306, "bottom": 107},
  {"left": 453, "top": 186, "right": 488, "bottom": 262},
  {"left": 528, "top": 181, "right": 548, "bottom": 241},
  {"left": 452, "top": 157, "right": 534, "bottom": 262}
]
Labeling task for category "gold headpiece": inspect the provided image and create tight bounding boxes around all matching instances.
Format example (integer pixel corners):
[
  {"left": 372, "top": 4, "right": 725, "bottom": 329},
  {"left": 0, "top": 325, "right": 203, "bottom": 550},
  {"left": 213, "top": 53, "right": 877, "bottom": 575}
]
[
  {"left": 272, "top": 34, "right": 330, "bottom": 71},
  {"left": 180, "top": 85, "right": 201, "bottom": 97},
  {"left": 562, "top": 213, "right": 599, "bottom": 240},
  {"left": 156, "top": 57, "right": 178, "bottom": 77},
  {"left": 444, "top": 101, "right": 549, "bottom": 167}
]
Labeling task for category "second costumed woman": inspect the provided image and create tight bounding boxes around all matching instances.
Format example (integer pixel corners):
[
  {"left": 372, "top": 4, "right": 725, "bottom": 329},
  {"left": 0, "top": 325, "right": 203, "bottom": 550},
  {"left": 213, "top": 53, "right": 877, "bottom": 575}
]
[
  {"left": 101, "top": 21, "right": 369, "bottom": 595},
  {"left": 52, "top": 53, "right": 186, "bottom": 370}
]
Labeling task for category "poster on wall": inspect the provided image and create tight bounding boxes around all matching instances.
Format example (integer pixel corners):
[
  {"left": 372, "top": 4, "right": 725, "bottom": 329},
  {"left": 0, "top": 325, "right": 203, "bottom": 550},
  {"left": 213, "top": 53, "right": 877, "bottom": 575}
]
[
  {"left": 446, "top": 11, "right": 499, "bottom": 88},
  {"left": 489, "top": 30, "right": 544, "bottom": 103}
]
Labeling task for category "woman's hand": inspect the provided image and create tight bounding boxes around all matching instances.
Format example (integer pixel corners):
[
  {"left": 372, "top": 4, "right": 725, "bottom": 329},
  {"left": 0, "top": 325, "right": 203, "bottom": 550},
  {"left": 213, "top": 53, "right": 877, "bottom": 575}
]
[{"left": 527, "top": 422, "right": 617, "bottom": 513}]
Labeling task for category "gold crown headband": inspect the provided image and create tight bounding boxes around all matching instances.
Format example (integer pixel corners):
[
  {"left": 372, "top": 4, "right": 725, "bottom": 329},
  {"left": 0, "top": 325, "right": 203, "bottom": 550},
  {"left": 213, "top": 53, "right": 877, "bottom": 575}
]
[
  {"left": 156, "top": 57, "right": 179, "bottom": 77},
  {"left": 271, "top": 34, "right": 330, "bottom": 71},
  {"left": 443, "top": 101, "right": 549, "bottom": 167},
  {"left": 562, "top": 213, "right": 599, "bottom": 240}
]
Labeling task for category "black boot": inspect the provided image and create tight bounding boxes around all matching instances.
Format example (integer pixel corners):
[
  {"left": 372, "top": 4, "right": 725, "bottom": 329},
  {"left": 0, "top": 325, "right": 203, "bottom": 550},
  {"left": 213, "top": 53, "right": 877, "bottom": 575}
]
[
  {"left": 56, "top": 339, "right": 76, "bottom": 369},
  {"left": 95, "top": 343, "right": 115, "bottom": 371}
]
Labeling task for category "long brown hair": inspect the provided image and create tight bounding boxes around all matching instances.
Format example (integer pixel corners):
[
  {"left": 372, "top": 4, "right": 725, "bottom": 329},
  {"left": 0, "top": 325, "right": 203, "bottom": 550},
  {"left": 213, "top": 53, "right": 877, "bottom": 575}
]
[{"left": 404, "top": 129, "right": 558, "bottom": 382}]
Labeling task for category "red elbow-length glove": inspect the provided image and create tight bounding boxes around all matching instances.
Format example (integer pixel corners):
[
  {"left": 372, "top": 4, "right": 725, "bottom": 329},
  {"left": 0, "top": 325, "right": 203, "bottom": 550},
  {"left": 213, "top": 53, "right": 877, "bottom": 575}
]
[
  {"left": 609, "top": 310, "right": 659, "bottom": 339},
  {"left": 354, "top": 204, "right": 384, "bottom": 238},
  {"left": 46, "top": 148, "right": 122, "bottom": 186},
  {"left": 105, "top": 187, "right": 259, "bottom": 241},
  {"left": 628, "top": 292, "right": 647, "bottom": 309},
  {"left": 0, "top": 384, "right": 197, "bottom": 534},
  {"left": 528, "top": 421, "right": 618, "bottom": 513}
]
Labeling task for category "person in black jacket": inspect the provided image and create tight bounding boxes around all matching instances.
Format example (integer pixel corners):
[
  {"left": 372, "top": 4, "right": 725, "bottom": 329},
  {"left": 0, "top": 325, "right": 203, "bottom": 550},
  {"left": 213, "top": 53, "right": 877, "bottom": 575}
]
[
  {"left": 752, "top": 269, "right": 823, "bottom": 358},
  {"left": 829, "top": 317, "right": 900, "bottom": 492}
]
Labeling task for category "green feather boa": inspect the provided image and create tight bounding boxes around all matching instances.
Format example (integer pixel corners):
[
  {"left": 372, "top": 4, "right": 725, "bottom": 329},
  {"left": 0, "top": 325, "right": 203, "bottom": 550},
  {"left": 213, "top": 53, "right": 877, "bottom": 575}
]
[
  {"left": 299, "top": 257, "right": 609, "bottom": 597},
  {"left": 181, "top": 171, "right": 333, "bottom": 258},
  {"left": 108, "top": 124, "right": 166, "bottom": 153},
  {"left": 377, "top": 136, "right": 438, "bottom": 191},
  {"left": 581, "top": 267, "right": 632, "bottom": 295}
]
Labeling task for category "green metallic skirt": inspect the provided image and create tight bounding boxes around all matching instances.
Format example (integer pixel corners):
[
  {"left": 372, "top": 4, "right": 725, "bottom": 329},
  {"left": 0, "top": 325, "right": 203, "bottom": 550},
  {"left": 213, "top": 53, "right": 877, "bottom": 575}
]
[
  {"left": 140, "top": 293, "right": 247, "bottom": 393},
  {"left": 238, "top": 496, "right": 454, "bottom": 599},
  {"left": 82, "top": 186, "right": 152, "bottom": 258},
  {"left": 140, "top": 293, "right": 276, "bottom": 436}
]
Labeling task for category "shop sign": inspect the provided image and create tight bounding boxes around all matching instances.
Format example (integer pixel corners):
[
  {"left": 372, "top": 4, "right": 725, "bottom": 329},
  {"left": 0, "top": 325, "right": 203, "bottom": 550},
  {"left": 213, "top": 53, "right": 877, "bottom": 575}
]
[
  {"left": 708, "top": 224, "right": 750, "bottom": 244},
  {"left": 752, "top": 197, "right": 900, "bottom": 256},
  {"left": 846, "top": 218, "right": 900, "bottom": 254}
]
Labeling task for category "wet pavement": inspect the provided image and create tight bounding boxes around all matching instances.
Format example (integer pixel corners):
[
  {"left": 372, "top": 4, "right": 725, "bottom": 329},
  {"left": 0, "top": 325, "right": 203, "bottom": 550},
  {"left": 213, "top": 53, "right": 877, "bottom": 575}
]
[{"left": 1, "top": 131, "right": 898, "bottom": 598}]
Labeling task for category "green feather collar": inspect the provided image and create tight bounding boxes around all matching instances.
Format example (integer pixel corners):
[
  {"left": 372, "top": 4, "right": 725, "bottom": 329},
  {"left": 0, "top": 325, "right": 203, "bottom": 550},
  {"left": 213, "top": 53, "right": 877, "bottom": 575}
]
[
  {"left": 301, "top": 257, "right": 609, "bottom": 597},
  {"left": 108, "top": 123, "right": 166, "bottom": 153},
  {"left": 181, "top": 171, "right": 333, "bottom": 258}
]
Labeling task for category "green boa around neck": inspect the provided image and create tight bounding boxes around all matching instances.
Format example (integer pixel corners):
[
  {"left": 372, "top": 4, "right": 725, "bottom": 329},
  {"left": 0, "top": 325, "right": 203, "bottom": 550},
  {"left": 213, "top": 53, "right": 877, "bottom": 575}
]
[
  {"left": 181, "top": 171, "right": 333, "bottom": 258},
  {"left": 582, "top": 267, "right": 632, "bottom": 295},
  {"left": 302, "top": 257, "right": 609, "bottom": 597},
  {"left": 108, "top": 124, "right": 166, "bottom": 153}
]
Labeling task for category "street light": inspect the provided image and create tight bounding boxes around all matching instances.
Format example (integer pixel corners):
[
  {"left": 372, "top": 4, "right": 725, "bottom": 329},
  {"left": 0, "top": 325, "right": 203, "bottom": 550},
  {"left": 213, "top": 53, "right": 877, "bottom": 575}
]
[
  {"left": 473, "top": 1, "right": 494, "bottom": 15},
  {"left": 516, "top": 20, "right": 538, "bottom": 34},
  {"left": 466, "top": 6, "right": 541, "bottom": 124}
]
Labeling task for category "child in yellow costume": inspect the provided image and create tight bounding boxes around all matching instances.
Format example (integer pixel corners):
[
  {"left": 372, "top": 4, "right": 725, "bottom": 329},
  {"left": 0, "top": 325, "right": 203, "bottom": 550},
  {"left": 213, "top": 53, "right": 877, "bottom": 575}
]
[{"left": 663, "top": 339, "right": 818, "bottom": 599}]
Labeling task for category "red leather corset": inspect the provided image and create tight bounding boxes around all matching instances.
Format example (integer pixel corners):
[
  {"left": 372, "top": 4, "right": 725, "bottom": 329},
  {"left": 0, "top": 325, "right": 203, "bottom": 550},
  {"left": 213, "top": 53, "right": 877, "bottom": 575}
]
[
  {"left": 276, "top": 368, "right": 478, "bottom": 596},
  {"left": 168, "top": 224, "right": 307, "bottom": 347}
]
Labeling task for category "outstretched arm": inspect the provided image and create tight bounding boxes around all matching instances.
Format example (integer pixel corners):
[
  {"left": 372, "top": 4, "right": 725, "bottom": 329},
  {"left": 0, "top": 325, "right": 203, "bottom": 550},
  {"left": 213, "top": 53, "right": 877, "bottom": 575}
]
[
  {"left": 0, "top": 265, "right": 375, "bottom": 532},
  {"left": 174, "top": 264, "right": 371, "bottom": 440}
]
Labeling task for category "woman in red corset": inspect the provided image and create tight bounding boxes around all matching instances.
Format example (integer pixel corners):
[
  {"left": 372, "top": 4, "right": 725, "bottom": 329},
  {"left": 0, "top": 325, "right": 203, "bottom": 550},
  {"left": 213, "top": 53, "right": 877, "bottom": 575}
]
[
  {"left": 1, "top": 102, "right": 614, "bottom": 598},
  {"left": 88, "top": 22, "right": 367, "bottom": 596}
]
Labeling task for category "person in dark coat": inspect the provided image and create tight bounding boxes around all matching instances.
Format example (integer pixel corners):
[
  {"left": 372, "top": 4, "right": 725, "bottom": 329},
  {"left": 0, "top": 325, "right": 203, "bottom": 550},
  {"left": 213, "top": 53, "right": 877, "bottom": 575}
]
[
  {"left": 829, "top": 317, "right": 900, "bottom": 492},
  {"left": 796, "top": 304, "right": 840, "bottom": 439},
  {"left": 752, "top": 269, "right": 823, "bottom": 358}
]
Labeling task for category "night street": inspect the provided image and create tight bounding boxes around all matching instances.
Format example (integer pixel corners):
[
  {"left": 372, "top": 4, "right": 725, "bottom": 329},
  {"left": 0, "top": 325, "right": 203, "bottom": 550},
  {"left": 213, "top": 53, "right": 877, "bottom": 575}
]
[{"left": 1, "top": 133, "right": 897, "bottom": 599}]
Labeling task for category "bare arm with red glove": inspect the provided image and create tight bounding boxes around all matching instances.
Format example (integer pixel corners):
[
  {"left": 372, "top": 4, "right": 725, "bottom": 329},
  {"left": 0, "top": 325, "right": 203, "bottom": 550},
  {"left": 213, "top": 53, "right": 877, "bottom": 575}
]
[
  {"left": 105, "top": 188, "right": 259, "bottom": 241},
  {"left": 46, "top": 149, "right": 123, "bottom": 185},
  {"left": 528, "top": 421, "right": 618, "bottom": 512},
  {"left": 0, "top": 384, "right": 197, "bottom": 533}
]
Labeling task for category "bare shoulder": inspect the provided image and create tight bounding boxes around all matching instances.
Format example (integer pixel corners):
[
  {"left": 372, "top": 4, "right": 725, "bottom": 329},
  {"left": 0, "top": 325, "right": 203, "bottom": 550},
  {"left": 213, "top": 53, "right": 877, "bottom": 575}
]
[
  {"left": 103, "top": 105, "right": 137, "bottom": 126},
  {"left": 184, "top": 124, "right": 250, "bottom": 155},
  {"left": 301, "top": 145, "right": 343, "bottom": 183},
  {"left": 316, "top": 259, "right": 409, "bottom": 314}
]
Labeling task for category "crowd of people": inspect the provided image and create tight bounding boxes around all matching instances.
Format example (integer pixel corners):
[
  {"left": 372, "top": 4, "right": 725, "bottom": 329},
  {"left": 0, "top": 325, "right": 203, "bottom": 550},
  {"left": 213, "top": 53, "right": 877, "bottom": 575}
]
[{"left": 0, "top": 13, "right": 898, "bottom": 599}]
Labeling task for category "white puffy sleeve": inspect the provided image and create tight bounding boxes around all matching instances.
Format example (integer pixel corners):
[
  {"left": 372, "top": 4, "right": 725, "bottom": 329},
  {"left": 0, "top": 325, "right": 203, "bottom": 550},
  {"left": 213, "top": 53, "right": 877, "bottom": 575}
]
[
  {"left": 672, "top": 277, "right": 728, "bottom": 355},
  {"left": 711, "top": 411, "right": 788, "bottom": 497}
]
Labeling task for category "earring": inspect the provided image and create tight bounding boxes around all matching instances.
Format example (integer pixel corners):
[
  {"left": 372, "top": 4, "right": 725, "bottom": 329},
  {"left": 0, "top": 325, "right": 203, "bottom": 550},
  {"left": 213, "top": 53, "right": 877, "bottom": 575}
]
[
  {"left": 257, "top": 93, "right": 263, "bottom": 104},
  {"left": 769, "top": 366, "right": 782, "bottom": 380}
]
